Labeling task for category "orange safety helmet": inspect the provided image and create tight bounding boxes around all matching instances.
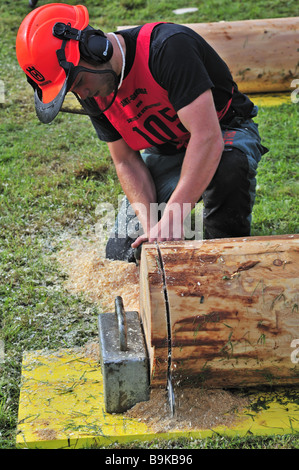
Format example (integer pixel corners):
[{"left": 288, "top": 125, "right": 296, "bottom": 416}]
[{"left": 16, "top": 3, "right": 89, "bottom": 123}]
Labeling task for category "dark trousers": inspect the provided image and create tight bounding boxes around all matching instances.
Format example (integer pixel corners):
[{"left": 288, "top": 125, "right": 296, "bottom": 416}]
[{"left": 106, "top": 114, "right": 267, "bottom": 262}]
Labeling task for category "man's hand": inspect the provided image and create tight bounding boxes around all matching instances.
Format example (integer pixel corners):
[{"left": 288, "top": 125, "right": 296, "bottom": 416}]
[{"left": 131, "top": 205, "right": 185, "bottom": 248}]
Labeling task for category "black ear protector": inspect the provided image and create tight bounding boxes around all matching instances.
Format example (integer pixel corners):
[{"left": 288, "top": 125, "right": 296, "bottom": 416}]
[{"left": 52, "top": 22, "right": 114, "bottom": 66}]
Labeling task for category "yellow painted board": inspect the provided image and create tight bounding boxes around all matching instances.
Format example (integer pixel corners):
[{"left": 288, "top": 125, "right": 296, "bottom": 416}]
[
  {"left": 248, "top": 92, "right": 293, "bottom": 107},
  {"left": 16, "top": 348, "right": 299, "bottom": 449}
]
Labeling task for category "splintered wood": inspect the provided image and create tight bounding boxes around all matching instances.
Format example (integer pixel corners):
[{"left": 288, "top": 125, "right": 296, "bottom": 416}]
[{"left": 55, "top": 237, "right": 139, "bottom": 312}]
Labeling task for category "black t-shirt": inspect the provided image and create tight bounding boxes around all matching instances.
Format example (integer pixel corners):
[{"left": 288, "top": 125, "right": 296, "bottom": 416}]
[{"left": 82, "top": 23, "right": 254, "bottom": 153}]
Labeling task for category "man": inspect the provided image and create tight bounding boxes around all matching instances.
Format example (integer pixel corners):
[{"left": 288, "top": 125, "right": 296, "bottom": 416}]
[{"left": 16, "top": 3, "right": 267, "bottom": 262}]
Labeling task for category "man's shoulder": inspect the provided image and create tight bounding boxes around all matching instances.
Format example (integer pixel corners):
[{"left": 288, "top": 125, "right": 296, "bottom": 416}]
[
  {"left": 150, "top": 23, "right": 202, "bottom": 46},
  {"left": 119, "top": 23, "right": 201, "bottom": 44}
]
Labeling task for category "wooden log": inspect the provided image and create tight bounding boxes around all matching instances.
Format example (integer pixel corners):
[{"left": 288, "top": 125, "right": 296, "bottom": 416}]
[
  {"left": 139, "top": 235, "right": 299, "bottom": 388},
  {"left": 118, "top": 17, "right": 299, "bottom": 93},
  {"left": 139, "top": 244, "right": 168, "bottom": 384}
]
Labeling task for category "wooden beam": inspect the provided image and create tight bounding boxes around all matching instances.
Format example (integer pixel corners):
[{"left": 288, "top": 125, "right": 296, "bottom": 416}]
[
  {"left": 118, "top": 17, "right": 299, "bottom": 93},
  {"left": 139, "top": 235, "right": 299, "bottom": 388}
]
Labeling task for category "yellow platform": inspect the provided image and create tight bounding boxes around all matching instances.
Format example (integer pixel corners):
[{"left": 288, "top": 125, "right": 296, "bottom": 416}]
[
  {"left": 16, "top": 347, "right": 299, "bottom": 449},
  {"left": 248, "top": 92, "right": 293, "bottom": 107}
]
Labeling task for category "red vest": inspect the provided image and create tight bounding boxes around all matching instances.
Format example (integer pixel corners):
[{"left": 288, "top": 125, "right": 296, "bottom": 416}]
[
  {"left": 95, "top": 23, "right": 191, "bottom": 151},
  {"left": 94, "top": 23, "right": 232, "bottom": 151}
]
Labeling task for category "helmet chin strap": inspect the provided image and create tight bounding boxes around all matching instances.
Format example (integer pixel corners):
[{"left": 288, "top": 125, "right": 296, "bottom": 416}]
[
  {"left": 54, "top": 28, "right": 119, "bottom": 109},
  {"left": 69, "top": 66, "right": 119, "bottom": 112}
]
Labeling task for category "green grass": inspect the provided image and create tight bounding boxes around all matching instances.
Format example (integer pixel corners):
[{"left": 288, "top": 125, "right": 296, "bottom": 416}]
[
  {"left": 252, "top": 105, "right": 298, "bottom": 235},
  {"left": 0, "top": 0, "right": 298, "bottom": 449},
  {"left": 95, "top": 434, "right": 299, "bottom": 449}
]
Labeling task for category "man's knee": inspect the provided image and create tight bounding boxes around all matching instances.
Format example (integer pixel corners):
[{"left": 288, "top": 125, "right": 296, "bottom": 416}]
[
  {"left": 105, "top": 235, "right": 136, "bottom": 263},
  {"left": 202, "top": 148, "right": 253, "bottom": 238}
]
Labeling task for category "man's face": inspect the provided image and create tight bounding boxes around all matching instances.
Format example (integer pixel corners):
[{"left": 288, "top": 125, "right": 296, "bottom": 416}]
[{"left": 70, "top": 59, "right": 116, "bottom": 100}]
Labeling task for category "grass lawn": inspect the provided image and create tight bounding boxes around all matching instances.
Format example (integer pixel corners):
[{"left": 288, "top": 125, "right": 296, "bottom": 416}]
[{"left": 0, "top": 0, "right": 298, "bottom": 450}]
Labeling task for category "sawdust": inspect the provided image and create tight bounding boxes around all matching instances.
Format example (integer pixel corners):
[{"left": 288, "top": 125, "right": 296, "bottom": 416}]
[
  {"left": 82, "top": 342, "right": 250, "bottom": 432},
  {"left": 55, "top": 236, "right": 139, "bottom": 312},
  {"left": 126, "top": 387, "right": 251, "bottom": 432},
  {"left": 35, "top": 428, "right": 58, "bottom": 440},
  {"left": 84, "top": 341, "right": 100, "bottom": 362}
]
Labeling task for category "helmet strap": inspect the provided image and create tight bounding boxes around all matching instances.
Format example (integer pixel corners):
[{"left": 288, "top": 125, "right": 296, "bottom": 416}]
[{"left": 56, "top": 38, "right": 73, "bottom": 74}]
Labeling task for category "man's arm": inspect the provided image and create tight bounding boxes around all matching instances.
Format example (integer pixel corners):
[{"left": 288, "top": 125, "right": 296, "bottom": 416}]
[
  {"left": 131, "top": 88, "right": 224, "bottom": 246},
  {"left": 107, "top": 139, "right": 157, "bottom": 235}
]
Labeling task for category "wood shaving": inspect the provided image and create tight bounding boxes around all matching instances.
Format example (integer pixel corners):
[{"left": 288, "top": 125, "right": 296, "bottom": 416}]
[
  {"left": 55, "top": 236, "right": 139, "bottom": 312},
  {"left": 35, "top": 428, "right": 58, "bottom": 440},
  {"left": 84, "top": 341, "right": 100, "bottom": 361}
]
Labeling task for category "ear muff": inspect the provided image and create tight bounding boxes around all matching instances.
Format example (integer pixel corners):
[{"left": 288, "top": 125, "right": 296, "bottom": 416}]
[
  {"left": 79, "top": 29, "right": 113, "bottom": 65},
  {"left": 52, "top": 22, "right": 113, "bottom": 66}
]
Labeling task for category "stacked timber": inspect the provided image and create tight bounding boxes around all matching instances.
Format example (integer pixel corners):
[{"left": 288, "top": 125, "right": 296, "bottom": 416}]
[{"left": 139, "top": 235, "right": 299, "bottom": 388}]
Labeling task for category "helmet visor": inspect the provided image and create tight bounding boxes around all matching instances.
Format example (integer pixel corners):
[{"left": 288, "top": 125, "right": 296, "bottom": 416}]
[
  {"left": 33, "top": 66, "right": 118, "bottom": 123},
  {"left": 34, "top": 70, "right": 70, "bottom": 124}
]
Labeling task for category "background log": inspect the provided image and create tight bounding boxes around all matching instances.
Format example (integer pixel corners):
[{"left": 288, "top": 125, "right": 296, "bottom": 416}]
[
  {"left": 139, "top": 235, "right": 299, "bottom": 388},
  {"left": 118, "top": 17, "right": 299, "bottom": 93}
]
